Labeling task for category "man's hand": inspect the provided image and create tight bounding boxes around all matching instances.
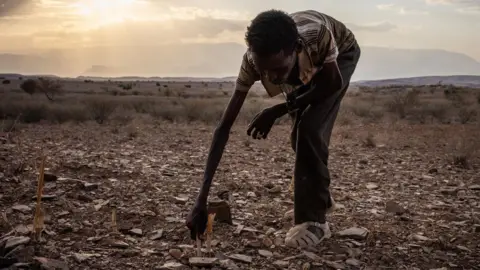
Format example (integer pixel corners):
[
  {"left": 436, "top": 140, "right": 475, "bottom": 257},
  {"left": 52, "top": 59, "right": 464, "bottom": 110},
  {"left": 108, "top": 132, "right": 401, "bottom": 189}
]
[
  {"left": 185, "top": 202, "right": 208, "bottom": 240},
  {"left": 247, "top": 107, "right": 280, "bottom": 139}
]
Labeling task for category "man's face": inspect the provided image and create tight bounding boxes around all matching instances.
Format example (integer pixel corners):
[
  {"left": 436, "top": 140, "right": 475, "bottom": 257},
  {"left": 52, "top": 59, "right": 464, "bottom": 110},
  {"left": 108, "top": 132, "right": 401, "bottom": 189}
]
[{"left": 252, "top": 49, "right": 297, "bottom": 85}]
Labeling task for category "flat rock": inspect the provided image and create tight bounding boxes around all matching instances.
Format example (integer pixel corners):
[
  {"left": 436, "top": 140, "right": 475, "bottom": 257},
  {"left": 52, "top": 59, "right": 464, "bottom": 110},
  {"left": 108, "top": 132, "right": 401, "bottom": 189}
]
[
  {"left": 258, "top": 250, "right": 273, "bottom": 257},
  {"left": 14, "top": 224, "right": 31, "bottom": 235},
  {"left": 412, "top": 234, "right": 431, "bottom": 241},
  {"left": 82, "top": 182, "right": 99, "bottom": 191},
  {"left": 469, "top": 184, "right": 480, "bottom": 190},
  {"left": 325, "top": 260, "right": 345, "bottom": 269},
  {"left": 156, "top": 261, "right": 186, "bottom": 269},
  {"left": 188, "top": 257, "right": 218, "bottom": 267},
  {"left": 208, "top": 200, "right": 233, "bottom": 225},
  {"left": 228, "top": 254, "right": 252, "bottom": 263},
  {"left": 346, "top": 258, "right": 362, "bottom": 267},
  {"left": 31, "top": 194, "right": 57, "bottom": 201},
  {"left": 169, "top": 249, "right": 182, "bottom": 260},
  {"left": 129, "top": 228, "right": 143, "bottom": 236},
  {"left": 11, "top": 204, "right": 31, "bottom": 213},
  {"left": 268, "top": 185, "right": 282, "bottom": 194},
  {"left": 173, "top": 196, "right": 188, "bottom": 204},
  {"left": 150, "top": 229, "right": 164, "bottom": 240},
  {"left": 385, "top": 200, "right": 406, "bottom": 215},
  {"left": 219, "top": 259, "right": 240, "bottom": 270},
  {"left": 366, "top": 183, "right": 379, "bottom": 190},
  {"left": 5, "top": 237, "right": 30, "bottom": 250},
  {"left": 33, "top": 257, "right": 68, "bottom": 270},
  {"left": 337, "top": 227, "right": 369, "bottom": 240},
  {"left": 303, "top": 251, "right": 321, "bottom": 261},
  {"left": 73, "top": 253, "right": 97, "bottom": 263},
  {"left": 107, "top": 239, "right": 129, "bottom": 249},
  {"left": 273, "top": 260, "right": 289, "bottom": 268}
]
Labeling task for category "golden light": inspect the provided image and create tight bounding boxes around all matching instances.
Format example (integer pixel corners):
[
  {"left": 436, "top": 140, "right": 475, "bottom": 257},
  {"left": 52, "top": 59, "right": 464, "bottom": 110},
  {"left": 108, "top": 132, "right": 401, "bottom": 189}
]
[{"left": 72, "top": 0, "right": 139, "bottom": 26}]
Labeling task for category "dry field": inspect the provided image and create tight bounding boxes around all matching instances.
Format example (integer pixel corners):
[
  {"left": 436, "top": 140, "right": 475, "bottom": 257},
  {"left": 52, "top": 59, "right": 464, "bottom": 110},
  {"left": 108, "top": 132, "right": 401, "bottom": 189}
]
[{"left": 1, "top": 77, "right": 480, "bottom": 270}]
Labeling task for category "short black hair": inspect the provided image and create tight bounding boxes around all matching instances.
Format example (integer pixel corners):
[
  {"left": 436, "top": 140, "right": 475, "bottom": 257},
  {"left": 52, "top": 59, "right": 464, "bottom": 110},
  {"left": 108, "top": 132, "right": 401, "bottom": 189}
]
[{"left": 245, "top": 9, "right": 299, "bottom": 56}]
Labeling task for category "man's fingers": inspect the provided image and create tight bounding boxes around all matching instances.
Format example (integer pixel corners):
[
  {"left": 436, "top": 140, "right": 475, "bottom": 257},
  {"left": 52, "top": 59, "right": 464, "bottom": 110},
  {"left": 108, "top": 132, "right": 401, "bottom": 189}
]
[
  {"left": 247, "top": 125, "right": 254, "bottom": 136},
  {"left": 252, "top": 127, "right": 260, "bottom": 139},
  {"left": 247, "top": 113, "right": 261, "bottom": 135}
]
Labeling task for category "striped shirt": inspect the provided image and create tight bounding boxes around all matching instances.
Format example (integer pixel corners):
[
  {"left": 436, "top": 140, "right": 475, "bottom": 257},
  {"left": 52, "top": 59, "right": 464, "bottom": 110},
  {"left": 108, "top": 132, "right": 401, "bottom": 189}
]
[{"left": 236, "top": 10, "right": 356, "bottom": 97}]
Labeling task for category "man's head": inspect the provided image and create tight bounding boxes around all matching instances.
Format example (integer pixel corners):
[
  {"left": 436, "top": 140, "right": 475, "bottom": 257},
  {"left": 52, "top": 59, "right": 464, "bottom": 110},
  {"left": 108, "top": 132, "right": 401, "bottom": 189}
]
[{"left": 245, "top": 9, "right": 300, "bottom": 85}]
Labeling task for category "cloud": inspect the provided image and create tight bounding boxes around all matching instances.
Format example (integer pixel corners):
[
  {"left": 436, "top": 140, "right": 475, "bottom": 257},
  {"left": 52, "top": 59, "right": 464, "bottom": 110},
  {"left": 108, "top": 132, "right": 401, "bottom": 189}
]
[
  {"left": 425, "top": 0, "right": 480, "bottom": 13},
  {"left": 0, "top": 15, "right": 248, "bottom": 51},
  {"left": 377, "top": 4, "right": 396, "bottom": 10},
  {"left": 377, "top": 3, "right": 429, "bottom": 15},
  {"left": 347, "top": 22, "right": 397, "bottom": 32},
  {"left": 0, "top": 0, "right": 38, "bottom": 17}
]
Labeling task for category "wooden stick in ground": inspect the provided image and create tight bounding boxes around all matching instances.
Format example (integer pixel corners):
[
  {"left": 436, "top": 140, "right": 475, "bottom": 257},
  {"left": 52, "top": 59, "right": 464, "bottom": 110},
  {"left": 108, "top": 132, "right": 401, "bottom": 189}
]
[
  {"left": 111, "top": 208, "right": 118, "bottom": 234},
  {"left": 206, "top": 213, "right": 216, "bottom": 254},
  {"left": 33, "top": 156, "right": 46, "bottom": 241},
  {"left": 196, "top": 236, "right": 202, "bottom": 257}
]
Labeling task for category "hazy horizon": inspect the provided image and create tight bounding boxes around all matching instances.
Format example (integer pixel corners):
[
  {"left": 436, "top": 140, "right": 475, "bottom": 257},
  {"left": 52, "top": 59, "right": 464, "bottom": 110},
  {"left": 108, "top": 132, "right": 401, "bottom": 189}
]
[{"left": 1, "top": 0, "right": 479, "bottom": 79}]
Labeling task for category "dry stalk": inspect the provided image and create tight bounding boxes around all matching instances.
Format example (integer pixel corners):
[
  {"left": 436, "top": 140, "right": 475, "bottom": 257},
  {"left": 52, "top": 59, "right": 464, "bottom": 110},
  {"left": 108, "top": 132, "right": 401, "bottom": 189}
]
[
  {"left": 196, "top": 236, "right": 202, "bottom": 257},
  {"left": 33, "top": 156, "right": 46, "bottom": 241},
  {"left": 111, "top": 208, "right": 118, "bottom": 234},
  {"left": 206, "top": 213, "right": 216, "bottom": 254}
]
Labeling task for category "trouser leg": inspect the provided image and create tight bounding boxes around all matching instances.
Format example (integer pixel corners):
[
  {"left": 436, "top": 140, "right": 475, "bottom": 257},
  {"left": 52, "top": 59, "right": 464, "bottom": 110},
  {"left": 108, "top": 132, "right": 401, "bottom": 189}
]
[{"left": 292, "top": 42, "right": 361, "bottom": 224}]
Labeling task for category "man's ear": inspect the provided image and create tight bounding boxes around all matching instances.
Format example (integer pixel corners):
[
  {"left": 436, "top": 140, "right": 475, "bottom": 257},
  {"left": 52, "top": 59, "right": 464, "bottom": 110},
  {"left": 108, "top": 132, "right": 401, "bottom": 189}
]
[{"left": 295, "top": 39, "right": 303, "bottom": 53}]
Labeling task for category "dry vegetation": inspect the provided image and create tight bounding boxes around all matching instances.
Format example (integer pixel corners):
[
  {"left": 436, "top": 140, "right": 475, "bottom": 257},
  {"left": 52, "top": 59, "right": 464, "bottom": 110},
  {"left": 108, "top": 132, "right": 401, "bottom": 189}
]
[{"left": 0, "top": 77, "right": 479, "bottom": 269}]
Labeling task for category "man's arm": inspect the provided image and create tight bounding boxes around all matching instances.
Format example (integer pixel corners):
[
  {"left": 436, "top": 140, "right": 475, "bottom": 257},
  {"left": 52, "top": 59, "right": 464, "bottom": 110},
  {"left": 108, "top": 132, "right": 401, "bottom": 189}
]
[
  {"left": 196, "top": 90, "right": 247, "bottom": 205},
  {"left": 195, "top": 52, "right": 259, "bottom": 205},
  {"left": 270, "top": 61, "right": 343, "bottom": 117}
]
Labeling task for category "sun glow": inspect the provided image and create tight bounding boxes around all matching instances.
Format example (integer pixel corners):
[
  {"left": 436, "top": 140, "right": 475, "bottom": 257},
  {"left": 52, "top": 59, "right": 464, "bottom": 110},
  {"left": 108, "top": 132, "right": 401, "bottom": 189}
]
[{"left": 73, "top": 0, "right": 140, "bottom": 26}]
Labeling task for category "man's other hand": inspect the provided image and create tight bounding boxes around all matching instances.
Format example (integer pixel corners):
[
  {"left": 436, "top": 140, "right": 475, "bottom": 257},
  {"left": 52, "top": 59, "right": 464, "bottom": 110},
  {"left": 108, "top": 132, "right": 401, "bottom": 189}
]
[{"left": 247, "top": 107, "right": 279, "bottom": 139}]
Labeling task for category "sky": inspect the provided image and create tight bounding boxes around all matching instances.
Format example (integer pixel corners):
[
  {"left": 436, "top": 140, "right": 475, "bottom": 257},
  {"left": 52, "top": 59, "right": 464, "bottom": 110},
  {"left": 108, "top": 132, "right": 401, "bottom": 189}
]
[{"left": 0, "top": 0, "right": 479, "bottom": 77}]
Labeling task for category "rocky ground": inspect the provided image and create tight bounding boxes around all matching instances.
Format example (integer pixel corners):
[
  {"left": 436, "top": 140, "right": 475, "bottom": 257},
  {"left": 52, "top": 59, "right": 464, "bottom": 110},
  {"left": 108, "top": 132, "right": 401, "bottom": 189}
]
[{"left": 1, "top": 120, "right": 479, "bottom": 270}]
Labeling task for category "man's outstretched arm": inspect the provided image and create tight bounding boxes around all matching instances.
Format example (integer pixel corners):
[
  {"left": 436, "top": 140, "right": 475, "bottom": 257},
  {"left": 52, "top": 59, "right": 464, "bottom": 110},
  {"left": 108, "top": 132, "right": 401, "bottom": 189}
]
[
  {"left": 186, "top": 89, "right": 248, "bottom": 240},
  {"left": 196, "top": 90, "right": 248, "bottom": 205}
]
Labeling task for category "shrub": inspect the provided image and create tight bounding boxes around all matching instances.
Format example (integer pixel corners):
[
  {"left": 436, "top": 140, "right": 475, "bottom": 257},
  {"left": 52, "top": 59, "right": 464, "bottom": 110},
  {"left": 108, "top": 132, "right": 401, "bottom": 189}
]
[
  {"left": 385, "top": 89, "right": 420, "bottom": 119},
  {"left": 21, "top": 79, "right": 37, "bottom": 95},
  {"left": 85, "top": 98, "right": 117, "bottom": 124},
  {"left": 37, "top": 77, "right": 64, "bottom": 101}
]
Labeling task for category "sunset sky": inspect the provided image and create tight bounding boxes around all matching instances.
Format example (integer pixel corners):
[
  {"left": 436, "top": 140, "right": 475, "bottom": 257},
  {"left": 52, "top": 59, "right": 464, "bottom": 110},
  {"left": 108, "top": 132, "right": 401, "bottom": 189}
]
[{"left": 0, "top": 0, "right": 479, "bottom": 77}]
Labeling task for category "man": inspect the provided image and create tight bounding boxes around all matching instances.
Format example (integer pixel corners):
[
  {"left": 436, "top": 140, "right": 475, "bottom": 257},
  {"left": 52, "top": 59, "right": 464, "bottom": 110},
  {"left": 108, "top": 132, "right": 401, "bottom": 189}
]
[{"left": 186, "top": 9, "right": 361, "bottom": 248}]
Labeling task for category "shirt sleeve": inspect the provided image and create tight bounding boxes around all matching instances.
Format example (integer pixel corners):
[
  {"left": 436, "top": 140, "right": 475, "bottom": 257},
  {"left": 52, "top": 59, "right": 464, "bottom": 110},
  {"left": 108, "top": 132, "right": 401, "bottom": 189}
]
[
  {"left": 235, "top": 51, "right": 260, "bottom": 92},
  {"left": 315, "top": 24, "right": 339, "bottom": 65}
]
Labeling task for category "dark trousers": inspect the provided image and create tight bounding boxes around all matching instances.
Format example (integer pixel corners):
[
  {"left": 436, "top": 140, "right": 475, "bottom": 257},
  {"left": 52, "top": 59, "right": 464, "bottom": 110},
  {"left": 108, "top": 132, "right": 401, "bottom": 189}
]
[{"left": 290, "top": 41, "right": 361, "bottom": 224}]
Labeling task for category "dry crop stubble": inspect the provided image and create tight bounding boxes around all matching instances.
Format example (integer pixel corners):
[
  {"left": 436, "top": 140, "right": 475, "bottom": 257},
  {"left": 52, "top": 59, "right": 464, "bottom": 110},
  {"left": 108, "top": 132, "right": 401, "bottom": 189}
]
[{"left": 0, "top": 79, "right": 479, "bottom": 269}]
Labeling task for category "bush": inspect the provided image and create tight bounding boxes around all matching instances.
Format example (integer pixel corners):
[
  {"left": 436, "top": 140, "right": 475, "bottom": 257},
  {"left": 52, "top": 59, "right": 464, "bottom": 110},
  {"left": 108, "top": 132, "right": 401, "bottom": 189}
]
[
  {"left": 458, "top": 107, "right": 477, "bottom": 124},
  {"left": 37, "top": 77, "right": 64, "bottom": 101},
  {"left": 85, "top": 98, "right": 118, "bottom": 124},
  {"left": 21, "top": 79, "right": 37, "bottom": 95},
  {"left": 385, "top": 89, "right": 420, "bottom": 119},
  {"left": 2, "top": 80, "right": 10, "bottom": 84}
]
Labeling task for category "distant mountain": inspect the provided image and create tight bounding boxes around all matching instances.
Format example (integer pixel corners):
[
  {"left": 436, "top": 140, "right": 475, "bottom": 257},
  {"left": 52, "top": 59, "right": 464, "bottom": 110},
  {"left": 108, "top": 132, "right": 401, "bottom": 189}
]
[
  {"left": 353, "top": 75, "right": 480, "bottom": 88},
  {"left": 77, "top": 75, "right": 235, "bottom": 82},
  {"left": 354, "top": 47, "right": 480, "bottom": 80},
  {"left": 1, "top": 44, "right": 479, "bottom": 81}
]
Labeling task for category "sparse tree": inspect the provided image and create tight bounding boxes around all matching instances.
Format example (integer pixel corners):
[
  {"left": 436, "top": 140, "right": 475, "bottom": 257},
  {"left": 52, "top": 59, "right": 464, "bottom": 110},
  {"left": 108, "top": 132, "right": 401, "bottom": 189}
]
[
  {"left": 37, "top": 77, "right": 64, "bottom": 101},
  {"left": 21, "top": 79, "right": 37, "bottom": 95}
]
